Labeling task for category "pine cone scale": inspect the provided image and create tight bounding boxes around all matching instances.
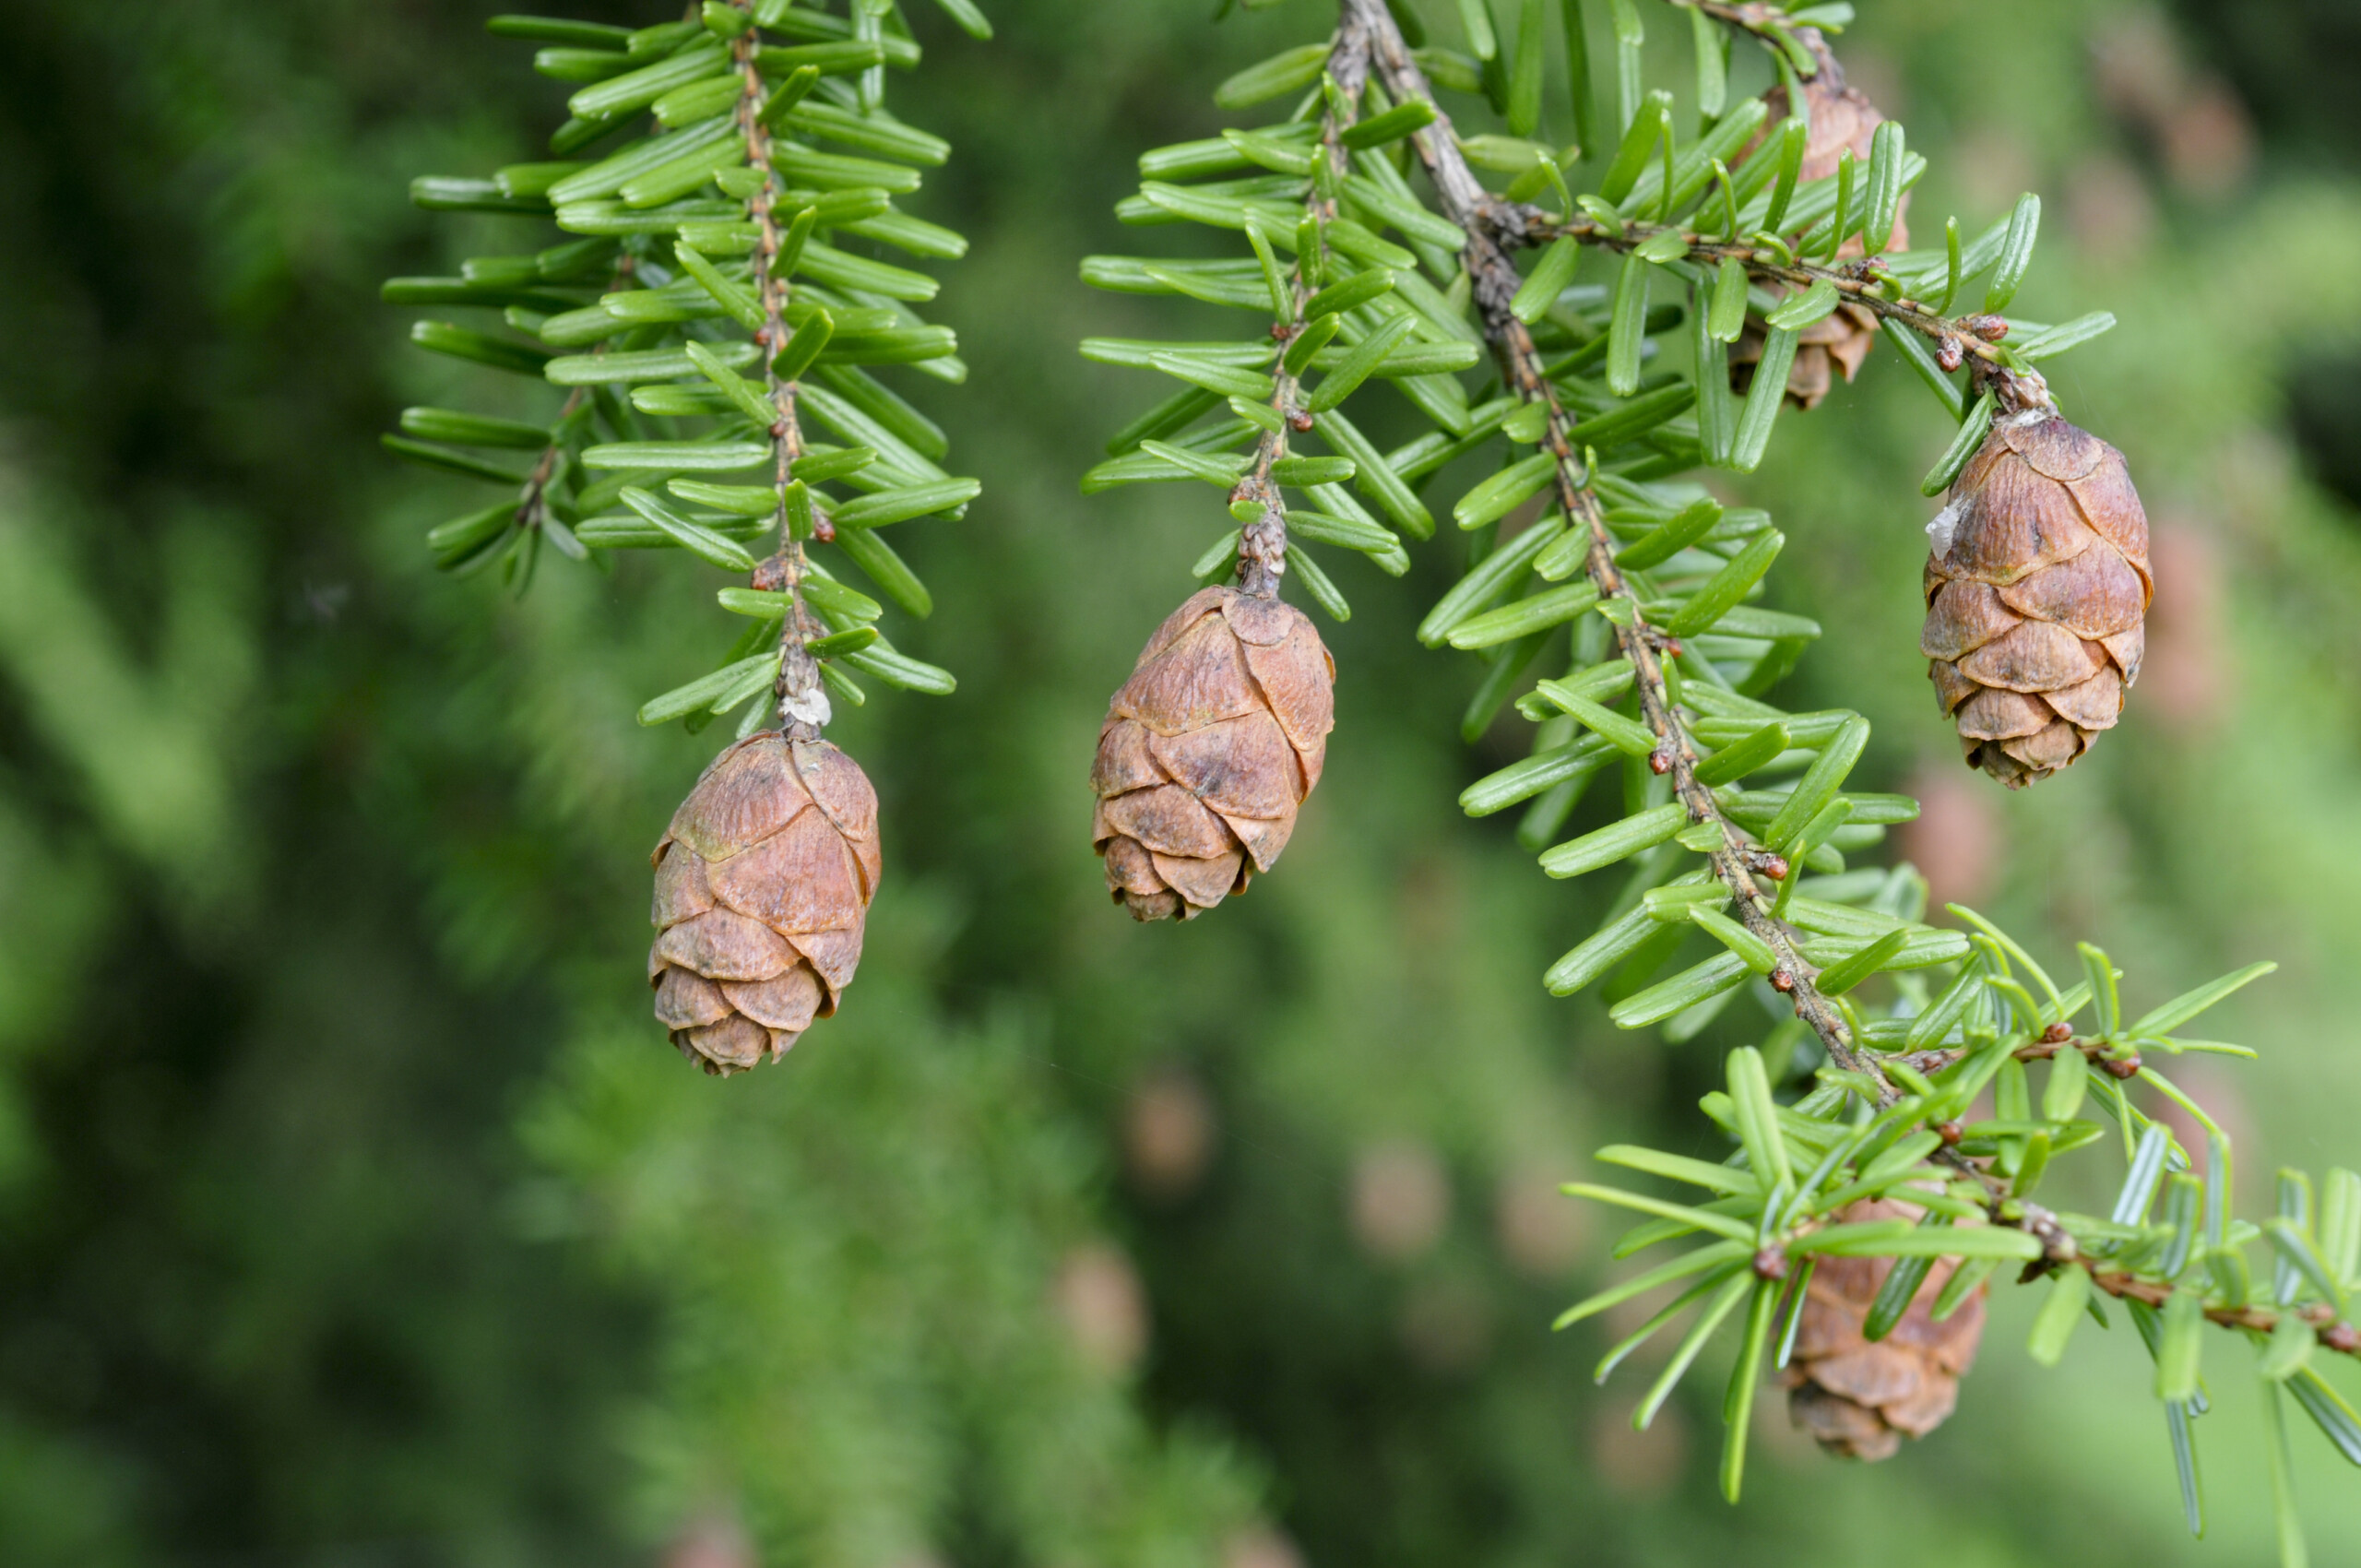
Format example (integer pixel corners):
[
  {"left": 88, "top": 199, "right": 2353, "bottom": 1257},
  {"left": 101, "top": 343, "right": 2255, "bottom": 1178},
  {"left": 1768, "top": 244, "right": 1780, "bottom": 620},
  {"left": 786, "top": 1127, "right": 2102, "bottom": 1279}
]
[
  {"left": 1945, "top": 469, "right": 2100, "bottom": 583},
  {"left": 2014, "top": 719, "right": 2082, "bottom": 770},
  {"left": 1956, "top": 618, "right": 2105, "bottom": 691},
  {"left": 2101, "top": 623, "right": 2144, "bottom": 683},
  {"left": 1091, "top": 719, "right": 1167, "bottom": 796},
  {"left": 1221, "top": 811, "right": 1294, "bottom": 874},
  {"left": 1995, "top": 545, "right": 2147, "bottom": 636},
  {"left": 1102, "top": 837, "right": 1169, "bottom": 902},
  {"left": 655, "top": 968, "right": 733, "bottom": 1029},
  {"left": 655, "top": 909, "right": 800, "bottom": 981},
  {"left": 2065, "top": 468, "right": 2153, "bottom": 580},
  {"left": 790, "top": 739, "right": 881, "bottom": 844},
  {"left": 685, "top": 1014, "right": 767, "bottom": 1073},
  {"left": 1928, "top": 658, "right": 1979, "bottom": 712},
  {"left": 2046, "top": 666, "right": 2126, "bottom": 730},
  {"left": 707, "top": 809, "right": 867, "bottom": 932},
  {"left": 789, "top": 927, "right": 860, "bottom": 996},
  {"left": 1924, "top": 412, "right": 2152, "bottom": 786},
  {"left": 1805, "top": 1344, "right": 1923, "bottom": 1407},
  {"left": 1954, "top": 685, "right": 2051, "bottom": 740},
  {"left": 721, "top": 968, "right": 824, "bottom": 1032},
  {"left": 2004, "top": 412, "right": 2106, "bottom": 480},
  {"left": 1238, "top": 634, "right": 1335, "bottom": 777},
  {"left": 662, "top": 740, "right": 813, "bottom": 860},
  {"left": 1880, "top": 1378, "right": 1961, "bottom": 1437},
  {"left": 1790, "top": 1384, "right": 1900, "bottom": 1460},
  {"left": 648, "top": 732, "right": 879, "bottom": 1075},
  {"left": 1093, "top": 586, "right": 1333, "bottom": 921},
  {"left": 1919, "top": 580, "right": 2021, "bottom": 660},
  {"left": 1147, "top": 713, "right": 1301, "bottom": 820},
  {"left": 1112, "top": 613, "right": 1263, "bottom": 734},
  {"left": 1102, "top": 784, "right": 1236, "bottom": 859},
  {"left": 652, "top": 846, "right": 717, "bottom": 926},
  {"left": 1153, "top": 847, "right": 1247, "bottom": 908}
]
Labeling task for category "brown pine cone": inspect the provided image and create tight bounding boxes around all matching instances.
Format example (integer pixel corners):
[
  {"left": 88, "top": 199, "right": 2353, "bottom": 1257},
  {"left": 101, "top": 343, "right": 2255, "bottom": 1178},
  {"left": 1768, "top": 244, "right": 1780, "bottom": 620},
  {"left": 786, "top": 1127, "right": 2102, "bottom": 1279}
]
[
  {"left": 1092, "top": 586, "right": 1334, "bottom": 921},
  {"left": 1922, "top": 410, "right": 2151, "bottom": 788},
  {"left": 1728, "top": 46, "right": 1910, "bottom": 410},
  {"left": 1782, "top": 1200, "right": 1987, "bottom": 1461},
  {"left": 647, "top": 732, "right": 880, "bottom": 1075}
]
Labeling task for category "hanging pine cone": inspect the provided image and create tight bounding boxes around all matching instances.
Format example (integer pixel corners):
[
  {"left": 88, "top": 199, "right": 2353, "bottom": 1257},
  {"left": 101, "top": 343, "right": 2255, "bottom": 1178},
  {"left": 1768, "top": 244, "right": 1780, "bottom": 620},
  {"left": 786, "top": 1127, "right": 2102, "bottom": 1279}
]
[
  {"left": 1782, "top": 1200, "right": 1987, "bottom": 1461},
  {"left": 1092, "top": 586, "right": 1334, "bottom": 921},
  {"left": 1729, "top": 46, "right": 1910, "bottom": 410},
  {"left": 1922, "top": 410, "right": 2151, "bottom": 788},
  {"left": 648, "top": 732, "right": 880, "bottom": 1075}
]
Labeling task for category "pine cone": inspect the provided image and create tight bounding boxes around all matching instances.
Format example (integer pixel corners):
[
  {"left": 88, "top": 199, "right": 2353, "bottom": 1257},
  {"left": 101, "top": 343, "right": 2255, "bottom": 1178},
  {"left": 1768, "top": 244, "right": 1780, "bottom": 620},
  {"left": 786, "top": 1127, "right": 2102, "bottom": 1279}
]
[
  {"left": 1782, "top": 1200, "right": 1987, "bottom": 1461},
  {"left": 1092, "top": 586, "right": 1334, "bottom": 921},
  {"left": 1729, "top": 51, "right": 1910, "bottom": 410},
  {"left": 648, "top": 732, "right": 880, "bottom": 1075},
  {"left": 1922, "top": 410, "right": 2151, "bottom": 788}
]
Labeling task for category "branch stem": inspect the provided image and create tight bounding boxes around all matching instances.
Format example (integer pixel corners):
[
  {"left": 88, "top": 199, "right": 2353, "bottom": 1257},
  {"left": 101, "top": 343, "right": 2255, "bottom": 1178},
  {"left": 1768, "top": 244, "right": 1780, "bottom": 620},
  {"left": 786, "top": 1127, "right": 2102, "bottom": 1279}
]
[
  {"left": 1672, "top": 0, "right": 1827, "bottom": 58},
  {"left": 2082, "top": 1256, "right": 2356, "bottom": 1352},
  {"left": 1228, "top": 19, "right": 1374, "bottom": 598},
  {"left": 1347, "top": 0, "right": 1871, "bottom": 1086},
  {"left": 1517, "top": 209, "right": 2026, "bottom": 382},
  {"left": 515, "top": 385, "right": 589, "bottom": 537},
  {"left": 732, "top": 11, "right": 827, "bottom": 736}
]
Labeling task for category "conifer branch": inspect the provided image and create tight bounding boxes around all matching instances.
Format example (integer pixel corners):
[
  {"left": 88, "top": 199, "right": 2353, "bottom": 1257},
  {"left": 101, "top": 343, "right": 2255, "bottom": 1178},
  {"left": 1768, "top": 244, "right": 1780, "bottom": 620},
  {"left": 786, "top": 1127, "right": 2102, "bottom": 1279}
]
[
  {"left": 1674, "top": 0, "right": 1828, "bottom": 57},
  {"left": 1090, "top": 0, "right": 2355, "bottom": 1533},
  {"left": 2081, "top": 1253, "right": 2361, "bottom": 1357},
  {"left": 729, "top": 13, "right": 828, "bottom": 734},
  {"left": 1510, "top": 209, "right": 2031, "bottom": 389},
  {"left": 1346, "top": 0, "right": 1875, "bottom": 1086},
  {"left": 1351, "top": 4, "right": 2351, "bottom": 1371},
  {"left": 504, "top": 254, "right": 633, "bottom": 564},
  {"left": 1229, "top": 20, "right": 1375, "bottom": 598},
  {"left": 518, "top": 386, "right": 592, "bottom": 539}
]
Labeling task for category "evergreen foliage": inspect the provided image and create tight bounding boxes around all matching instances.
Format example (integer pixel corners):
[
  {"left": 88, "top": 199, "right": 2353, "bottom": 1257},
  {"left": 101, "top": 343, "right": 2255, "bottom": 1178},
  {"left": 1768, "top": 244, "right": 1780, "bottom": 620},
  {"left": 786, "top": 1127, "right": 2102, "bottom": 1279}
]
[
  {"left": 1079, "top": 0, "right": 2361, "bottom": 1555},
  {"left": 388, "top": 1, "right": 980, "bottom": 734},
  {"left": 2, "top": 0, "right": 2360, "bottom": 1565}
]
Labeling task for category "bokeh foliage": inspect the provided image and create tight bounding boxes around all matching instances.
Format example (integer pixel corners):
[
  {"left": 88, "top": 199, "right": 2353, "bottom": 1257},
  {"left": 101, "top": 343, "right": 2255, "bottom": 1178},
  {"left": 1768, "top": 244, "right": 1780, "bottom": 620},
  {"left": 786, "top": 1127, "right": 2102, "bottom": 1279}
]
[{"left": 1, "top": 1, "right": 2359, "bottom": 1565}]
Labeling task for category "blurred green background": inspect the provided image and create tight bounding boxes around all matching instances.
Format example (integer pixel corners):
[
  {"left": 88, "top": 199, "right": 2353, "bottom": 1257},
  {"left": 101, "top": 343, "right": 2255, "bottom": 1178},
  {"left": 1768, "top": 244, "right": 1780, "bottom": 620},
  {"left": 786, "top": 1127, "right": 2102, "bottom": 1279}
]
[{"left": 3, "top": 0, "right": 2359, "bottom": 1563}]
